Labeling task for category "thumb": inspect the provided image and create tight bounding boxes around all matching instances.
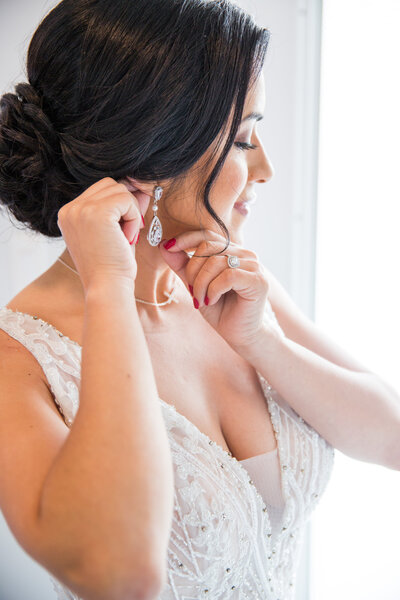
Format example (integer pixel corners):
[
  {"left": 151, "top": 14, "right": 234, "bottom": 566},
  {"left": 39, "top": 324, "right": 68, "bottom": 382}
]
[{"left": 158, "top": 239, "right": 191, "bottom": 288}]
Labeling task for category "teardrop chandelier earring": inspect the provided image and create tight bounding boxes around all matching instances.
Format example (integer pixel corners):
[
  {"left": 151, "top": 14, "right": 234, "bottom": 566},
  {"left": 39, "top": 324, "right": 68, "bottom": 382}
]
[{"left": 147, "top": 184, "right": 163, "bottom": 246}]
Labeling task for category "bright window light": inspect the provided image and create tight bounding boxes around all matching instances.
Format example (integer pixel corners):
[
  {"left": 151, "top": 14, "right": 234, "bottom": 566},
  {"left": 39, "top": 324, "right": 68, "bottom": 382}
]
[{"left": 311, "top": 1, "right": 400, "bottom": 599}]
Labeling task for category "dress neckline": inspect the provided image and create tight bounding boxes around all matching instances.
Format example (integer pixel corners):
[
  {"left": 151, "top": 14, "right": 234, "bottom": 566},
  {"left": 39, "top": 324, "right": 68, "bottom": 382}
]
[
  {"left": 0, "top": 304, "right": 286, "bottom": 515},
  {"left": 239, "top": 447, "right": 278, "bottom": 462},
  {"left": 0, "top": 304, "right": 280, "bottom": 456}
]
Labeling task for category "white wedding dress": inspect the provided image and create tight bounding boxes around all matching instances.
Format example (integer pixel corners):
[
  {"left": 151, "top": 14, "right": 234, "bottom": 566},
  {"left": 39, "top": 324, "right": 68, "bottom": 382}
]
[{"left": 0, "top": 300, "right": 335, "bottom": 600}]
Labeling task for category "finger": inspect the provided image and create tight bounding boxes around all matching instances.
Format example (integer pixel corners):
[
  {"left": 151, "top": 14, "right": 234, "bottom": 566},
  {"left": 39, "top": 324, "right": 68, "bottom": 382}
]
[
  {"left": 185, "top": 240, "right": 255, "bottom": 297},
  {"left": 191, "top": 258, "right": 259, "bottom": 307},
  {"left": 84, "top": 177, "right": 120, "bottom": 199},
  {"left": 119, "top": 195, "right": 145, "bottom": 243},
  {"left": 86, "top": 181, "right": 150, "bottom": 228},
  {"left": 158, "top": 239, "right": 193, "bottom": 289},
  {"left": 204, "top": 267, "right": 262, "bottom": 306},
  {"left": 81, "top": 188, "right": 141, "bottom": 242},
  {"left": 159, "top": 238, "right": 221, "bottom": 292},
  {"left": 186, "top": 240, "right": 254, "bottom": 283},
  {"left": 118, "top": 179, "right": 151, "bottom": 220},
  {"left": 99, "top": 189, "right": 144, "bottom": 242},
  {"left": 163, "top": 229, "right": 238, "bottom": 253},
  {"left": 96, "top": 187, "right": 148, "bottom": 226}
]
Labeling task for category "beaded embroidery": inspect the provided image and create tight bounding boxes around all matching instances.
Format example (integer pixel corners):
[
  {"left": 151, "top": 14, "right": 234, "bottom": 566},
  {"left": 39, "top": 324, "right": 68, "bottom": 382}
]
[{"left": 0, "top": 301, "right": 335, "bottom": 599}]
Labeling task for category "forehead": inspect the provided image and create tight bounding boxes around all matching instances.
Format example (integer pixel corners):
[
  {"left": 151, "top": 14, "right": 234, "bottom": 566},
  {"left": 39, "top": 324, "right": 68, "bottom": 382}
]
[{"left": 243, "top": 71, "right": 265, "bottom": 115}]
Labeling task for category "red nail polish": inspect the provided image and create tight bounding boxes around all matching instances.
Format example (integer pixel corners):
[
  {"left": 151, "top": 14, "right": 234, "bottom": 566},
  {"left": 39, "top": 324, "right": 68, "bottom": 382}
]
[
  {"left": 163, "top": 238, "right": 176, "bottom": 250},
  {"left": 189, "top": 284, "right": 193, "bottom": 296},
  {"left": 193, "top": 297, "right": 199, "bottom": 309},
  {"left": 141, "top": 214, "right": 145, "bottom": 226},
  {"left": 135, "top": 231, "right": 140, "bottom": 244},
  {"left": 204, "top": 296, "right": 209, "bottom": 306}
]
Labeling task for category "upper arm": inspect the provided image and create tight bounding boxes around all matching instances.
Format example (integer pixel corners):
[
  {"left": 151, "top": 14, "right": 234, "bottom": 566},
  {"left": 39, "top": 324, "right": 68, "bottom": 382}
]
[
  {"left": 0, "top": 330, "right": 163, "bottom": 600},
  {"left": 263, "top": 265, "right": 376, "bottom": 375},
  {"left": 0, "top": 329, "right": 70, "bottom": 568}
]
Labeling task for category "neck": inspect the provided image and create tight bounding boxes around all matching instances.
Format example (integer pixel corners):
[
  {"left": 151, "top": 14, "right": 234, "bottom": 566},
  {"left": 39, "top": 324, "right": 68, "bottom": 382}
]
[{"left": 56, "top": 244, "right": 190, "bottom": 329}]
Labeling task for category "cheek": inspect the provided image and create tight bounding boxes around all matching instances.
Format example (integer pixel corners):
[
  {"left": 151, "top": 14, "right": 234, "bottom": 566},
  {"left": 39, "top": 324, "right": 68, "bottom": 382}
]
[{"left": 216, "top": 154, "right": 248, "bottom": 202}]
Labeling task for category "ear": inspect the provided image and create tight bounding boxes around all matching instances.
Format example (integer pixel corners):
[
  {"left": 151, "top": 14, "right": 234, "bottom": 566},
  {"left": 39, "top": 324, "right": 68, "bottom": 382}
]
[{"left": 122, "top": 176, "right": 156, "bottom": 197}]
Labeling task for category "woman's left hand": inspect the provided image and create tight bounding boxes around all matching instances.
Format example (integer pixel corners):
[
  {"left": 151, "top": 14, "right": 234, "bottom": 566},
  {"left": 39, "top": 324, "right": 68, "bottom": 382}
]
[{"left": 159, "top": 230, "right": 272, "bottom": 350}]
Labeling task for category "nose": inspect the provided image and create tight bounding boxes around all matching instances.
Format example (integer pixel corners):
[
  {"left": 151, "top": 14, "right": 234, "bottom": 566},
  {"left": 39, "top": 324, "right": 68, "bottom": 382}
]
[{"left": 250, "top": 141, "right": 274, "bottom": 184}]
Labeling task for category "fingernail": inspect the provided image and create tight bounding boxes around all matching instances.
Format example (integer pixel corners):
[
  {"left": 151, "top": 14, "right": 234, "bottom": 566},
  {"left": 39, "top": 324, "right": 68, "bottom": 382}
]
[
  {"left": 163, "top": 238, "right": 176, "bottom": 250},
  {"left": 141, "top": 214, "right": 145, "bottom": 226},
  {"left": 135, "top": 231, "right": 140, "bottom": 244},
  {"left": 204, "top": 296, "right": 209, "bottom": 306},
  {"left": 193, "top": 297, "right": 199, "bottom": 309},
  {"left": 188, "top": 284, "right": 193, "bottom": 296}
]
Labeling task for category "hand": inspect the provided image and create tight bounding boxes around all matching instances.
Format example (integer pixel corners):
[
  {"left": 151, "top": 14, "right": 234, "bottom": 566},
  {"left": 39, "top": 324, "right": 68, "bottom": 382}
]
[
  {"left": 159, "top": 229, "right": 272, "bottom": 350},
  {"left": 57, "top": 177, "right": 150, "bottom": 291}
]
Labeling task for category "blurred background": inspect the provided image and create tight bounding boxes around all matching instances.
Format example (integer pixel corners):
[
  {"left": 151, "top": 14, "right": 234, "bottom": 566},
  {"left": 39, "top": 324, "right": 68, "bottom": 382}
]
[{"left": 0, "top": 1, "right": 399, "bottom": 599}]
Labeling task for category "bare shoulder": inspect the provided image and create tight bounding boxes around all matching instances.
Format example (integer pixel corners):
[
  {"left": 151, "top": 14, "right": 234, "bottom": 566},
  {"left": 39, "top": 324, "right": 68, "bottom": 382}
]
[
  {"left": 0, "top": 327, "right": 60, "bottom": 417},
  {"left": 0, "top": 277, "right": 72, "bottom": 407},
  {"left": 4, "top": 275, "right": 84, "bottom": 348},
  {"left": 0, "top": 326, "right": 42, "bottom": 372}
]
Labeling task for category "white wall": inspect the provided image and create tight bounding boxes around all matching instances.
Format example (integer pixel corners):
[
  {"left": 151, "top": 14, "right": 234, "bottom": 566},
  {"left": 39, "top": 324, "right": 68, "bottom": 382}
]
[
  {"left": 0, "top": 1, "right": 321, "bottom": 599},
  {"left": 0, "top": 4, "right": 66, "bottom": 599},
  {"left": 0, "top": 0, "right": 66, "bottom": 310}
]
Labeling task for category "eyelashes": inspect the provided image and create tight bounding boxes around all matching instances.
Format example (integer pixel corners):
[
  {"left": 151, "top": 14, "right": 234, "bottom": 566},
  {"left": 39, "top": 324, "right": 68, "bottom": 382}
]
[{"left": 234, "top": 141, "right": 258, "bottom": 151}]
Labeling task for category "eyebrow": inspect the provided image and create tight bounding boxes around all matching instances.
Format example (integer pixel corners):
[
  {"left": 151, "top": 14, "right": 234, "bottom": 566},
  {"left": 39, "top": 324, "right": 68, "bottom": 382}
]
[{"left": 241, "top": 111, "right": 264, "bottom": 123}]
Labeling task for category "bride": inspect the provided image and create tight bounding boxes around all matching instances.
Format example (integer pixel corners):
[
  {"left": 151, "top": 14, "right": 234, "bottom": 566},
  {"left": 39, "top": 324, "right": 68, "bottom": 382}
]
[{"left": 0, "top": 1, "right": 399, "bottom": 599}]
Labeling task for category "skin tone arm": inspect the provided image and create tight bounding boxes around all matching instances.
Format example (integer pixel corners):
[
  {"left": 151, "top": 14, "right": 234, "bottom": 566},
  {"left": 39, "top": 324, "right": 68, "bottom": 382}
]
[
  {"left": 233, "top": 322, "right": 400, "bottom": 471},
  {"left": 38, "top": 280, "right": 174, "bottom": 600}
]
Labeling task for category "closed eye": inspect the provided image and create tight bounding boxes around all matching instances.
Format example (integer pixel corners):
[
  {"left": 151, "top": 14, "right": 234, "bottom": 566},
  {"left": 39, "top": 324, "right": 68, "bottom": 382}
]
[{"left": 234, "top": 142, "right": 258, "bottom": 151}]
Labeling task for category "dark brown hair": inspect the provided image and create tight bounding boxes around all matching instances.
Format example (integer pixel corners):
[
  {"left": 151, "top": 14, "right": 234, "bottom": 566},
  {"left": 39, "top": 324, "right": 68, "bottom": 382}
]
[{"left": 0, "top": 0, "right": 270, "bottom": 252}]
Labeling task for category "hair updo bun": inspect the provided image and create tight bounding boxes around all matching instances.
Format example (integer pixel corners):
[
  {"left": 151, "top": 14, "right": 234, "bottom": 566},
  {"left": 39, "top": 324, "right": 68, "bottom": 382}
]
[
  {"left": 0, "top": 82, "right": 81, "bottom": 237},
  {"left": 0, "top": 0, "right": 270, "bottom": 243}
]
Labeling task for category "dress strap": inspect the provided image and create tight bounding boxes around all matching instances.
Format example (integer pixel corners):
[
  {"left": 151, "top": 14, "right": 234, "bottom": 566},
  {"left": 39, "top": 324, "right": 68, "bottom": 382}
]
[{"left": 0, "top": 307, "right": 81, "bottom": 426}]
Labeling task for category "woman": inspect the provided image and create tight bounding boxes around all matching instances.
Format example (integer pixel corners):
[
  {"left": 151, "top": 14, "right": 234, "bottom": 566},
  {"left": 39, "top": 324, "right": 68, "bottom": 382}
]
[{"left": 0, "top": 1, "right": 399, "bottom": 599}]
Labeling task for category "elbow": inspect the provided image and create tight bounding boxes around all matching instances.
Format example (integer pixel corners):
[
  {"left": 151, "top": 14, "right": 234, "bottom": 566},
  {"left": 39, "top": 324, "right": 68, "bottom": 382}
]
[
  {"left": 133, "top": 549, "right": 167, "bottom": 600},
  {"left": 57, "top": 549, "right": 166, "bottom": 600},
  {"left": 134, "top": 567, "right": 166, "bottom": 600},
  {"left": 104, "top": 568, "right": 164, "bottom": 600}
]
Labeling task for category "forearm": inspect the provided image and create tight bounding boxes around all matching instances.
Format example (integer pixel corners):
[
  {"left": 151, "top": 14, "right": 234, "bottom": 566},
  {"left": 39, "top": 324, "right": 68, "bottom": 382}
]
[
  {"left": 38, "top": 280, "right": 174, "bottom": 596},
  {"left": 235, "top": 325, "right": 400, "bottom": 469}
]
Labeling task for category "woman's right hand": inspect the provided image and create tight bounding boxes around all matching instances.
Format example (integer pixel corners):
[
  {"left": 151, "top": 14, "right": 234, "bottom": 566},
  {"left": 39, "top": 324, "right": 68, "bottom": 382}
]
[{"left": 57, "top": 177, "right": 151, "bottom": 291}]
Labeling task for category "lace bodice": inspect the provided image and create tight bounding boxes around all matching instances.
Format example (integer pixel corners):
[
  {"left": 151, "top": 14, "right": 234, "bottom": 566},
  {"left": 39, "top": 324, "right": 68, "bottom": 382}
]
[{"left": 0, "top": 301, "right": 335, "bottom": 600}]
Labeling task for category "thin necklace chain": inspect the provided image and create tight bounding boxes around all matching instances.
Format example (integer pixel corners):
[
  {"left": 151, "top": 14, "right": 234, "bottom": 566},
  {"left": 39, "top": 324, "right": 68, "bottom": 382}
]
[{"left": 56, "top": 257, "right": 180, "bottom": 306}]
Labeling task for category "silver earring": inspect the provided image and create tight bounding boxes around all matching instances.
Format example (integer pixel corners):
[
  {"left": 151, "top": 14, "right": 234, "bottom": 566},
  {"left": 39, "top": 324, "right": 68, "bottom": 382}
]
[{"left": 147, "top": 185, "right": 163, "bottom": 246}]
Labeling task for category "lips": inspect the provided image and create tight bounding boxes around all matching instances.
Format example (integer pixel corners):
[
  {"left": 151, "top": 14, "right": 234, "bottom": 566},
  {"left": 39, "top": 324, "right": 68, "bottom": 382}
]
[
  {"left": 234, "top": 200, "right": 255, "bottom": 211},
  {"left": 234, "top": 202, "right": 250, "bottom": 216},
  {"left": 234, "top": 201, "right": 250, "bottom": 209},
  {"left": 234, "top": 195, "right": 257, "bottom": 209}
]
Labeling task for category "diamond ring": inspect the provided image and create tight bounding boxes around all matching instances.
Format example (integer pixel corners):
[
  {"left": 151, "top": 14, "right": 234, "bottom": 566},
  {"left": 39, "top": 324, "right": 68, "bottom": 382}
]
[{"left": 226, "top": 255, "right": 240, "bottom": 268}]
